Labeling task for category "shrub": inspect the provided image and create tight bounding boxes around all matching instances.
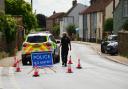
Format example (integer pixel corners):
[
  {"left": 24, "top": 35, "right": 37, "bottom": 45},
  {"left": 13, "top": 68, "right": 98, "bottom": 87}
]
[
  {"left": 122, "top": 20, "right": 128, "bottom": 31},
  {"left": 52, "top": 24, "right": 60, "bottom": 38},
  {"left": 104, "top": 18, "right": 113, "bottom": 33},
  {"left": 0, "top": 15, "right": 17, "bottom": 55},
  {"left": 66, "top": 24, "right": 76, "bottom": 40}
]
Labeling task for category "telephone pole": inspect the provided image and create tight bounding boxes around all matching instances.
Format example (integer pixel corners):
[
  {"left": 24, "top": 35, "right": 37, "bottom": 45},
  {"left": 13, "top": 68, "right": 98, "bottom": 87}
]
[{"left": 31, "top": 0, "right": 33, "bottom": 9}]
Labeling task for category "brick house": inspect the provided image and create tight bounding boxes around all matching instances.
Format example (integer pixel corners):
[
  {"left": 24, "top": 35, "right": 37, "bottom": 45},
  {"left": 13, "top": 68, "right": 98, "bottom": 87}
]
[
  {"left": 81, "top": 0, "right": 114, "bottom": 42},
  {"left": 46, "top": 11, "right": 65, "bottom": 32}
]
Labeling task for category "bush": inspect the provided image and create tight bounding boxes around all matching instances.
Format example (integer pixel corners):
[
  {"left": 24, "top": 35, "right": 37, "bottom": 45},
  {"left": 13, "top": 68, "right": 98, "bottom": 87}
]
[
  {"left": 0, "top": 51, "right": 9, "bottom": 59},
  {"left": 104, "top": 18, "right": 113, "bottom": 33},
  {"left": 122, "top": 20, "right": 128, "bottom": 31},
  {"left": 52, "top": 24, "right": 60, "bottom": 38},
  {"left": 0, "top": 15, "right": 17, "bottom": 55},
  {"left": 66, "top": 24, "right": 76, "bottom": 40}
]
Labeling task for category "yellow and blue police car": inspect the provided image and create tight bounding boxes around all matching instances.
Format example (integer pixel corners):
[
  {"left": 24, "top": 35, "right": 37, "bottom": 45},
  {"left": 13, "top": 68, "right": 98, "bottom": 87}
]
[{"left": 21, "top": 32, "right": 60, "bottom": 65}]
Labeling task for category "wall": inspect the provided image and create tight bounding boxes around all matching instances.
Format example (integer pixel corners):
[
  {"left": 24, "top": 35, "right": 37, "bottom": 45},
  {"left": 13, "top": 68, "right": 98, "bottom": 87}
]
[
  {"left": 96, "top": 12, "right": 103, "bottom": 40},
  {"left": 79, "top": 14, "right": 83, "bottom": 39},
  {"left": 87, "top": 14, "right": 91, "bottom": 41},
  {"left": 105, "top": 1, "right": 113, "bottom": 19},
  {"left": 113, "top": 0, "right": 128, "bottom": 34},
  {"left": 46, "top": 20, "right": 53, "bottom": 31},
  {"left": 0, "top": 32, "right": 6, "bottom": 51},
  {"left": 0, "top": 0, "right": 5, "bottom": 14},
  {"left": 118, "top": 32, "right": 128, "bottom": 57}
]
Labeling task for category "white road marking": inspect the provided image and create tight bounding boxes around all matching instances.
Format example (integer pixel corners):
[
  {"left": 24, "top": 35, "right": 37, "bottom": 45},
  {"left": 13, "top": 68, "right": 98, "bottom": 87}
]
[
  {"left": 9, "top": 67, "right": 21, "bottom": 89},
  {"left": 0, "top": 67, "right": 3, "bottom": 89}
]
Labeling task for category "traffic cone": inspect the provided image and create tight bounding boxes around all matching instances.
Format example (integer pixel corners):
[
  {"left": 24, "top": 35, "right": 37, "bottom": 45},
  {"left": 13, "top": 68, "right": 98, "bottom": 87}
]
[
  {"left": 76, "top": 58, "right": 82, "bottom": 69},
  {"left": 67, "top": 63, "right": 73, "bottom": 73},
  {"left": 15, "top": 61, "right": 21, "bottom": 72},
  {"left": 33, "top": 66, "right": 39, "bottom": 77},
  {"left": 13, "top": 56, "right": 17, "bottom": 67},
  {"left": 68, "top": 55, "right": 73, "bottom": 64}
]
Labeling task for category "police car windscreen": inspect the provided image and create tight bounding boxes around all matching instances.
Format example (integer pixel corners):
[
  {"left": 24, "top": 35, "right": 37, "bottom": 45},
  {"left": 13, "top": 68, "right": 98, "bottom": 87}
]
[{"left": 27, "top": 36, "right": 47, "bottom": 43}]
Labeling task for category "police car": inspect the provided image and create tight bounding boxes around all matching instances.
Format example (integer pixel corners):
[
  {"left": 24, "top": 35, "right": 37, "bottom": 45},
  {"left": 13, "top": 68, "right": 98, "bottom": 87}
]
[{"left": 22, "top": 32, "right": 60, "bottom": 65}]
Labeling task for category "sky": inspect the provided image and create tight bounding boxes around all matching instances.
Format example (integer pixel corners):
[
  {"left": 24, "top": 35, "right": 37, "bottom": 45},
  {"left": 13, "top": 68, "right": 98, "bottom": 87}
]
[{"left": 25, "top": 0, "right": 90, "bottom": 16}]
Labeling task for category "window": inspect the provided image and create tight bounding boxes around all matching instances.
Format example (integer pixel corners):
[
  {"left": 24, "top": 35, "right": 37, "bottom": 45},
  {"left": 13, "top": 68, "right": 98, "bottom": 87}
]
[
  {"left": 49, "top": 35, "right": 56, "bottom": 43},
  {"left": 27, "top": 36, "right": 47, "bottom": 43},
  {"left": 123, "top": 0, "right": 128, "bottom": 17}
]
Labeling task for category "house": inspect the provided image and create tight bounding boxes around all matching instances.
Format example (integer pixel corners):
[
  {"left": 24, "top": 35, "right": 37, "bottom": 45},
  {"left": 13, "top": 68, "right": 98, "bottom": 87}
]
[
  {"left": 81, "top": 0, "right": 114, "bottom": 42},
  {"left": 113, "top": 0, "right": 128, "bottom": 33},
  {"left": 0, "top": 0, "right": 5, "bottom": 14},
  {"left": 60, "top": 0, "right": 87, "bottom": 37},
  {"left": 46, "top": 11, "right": 65, "bottom": 32}
]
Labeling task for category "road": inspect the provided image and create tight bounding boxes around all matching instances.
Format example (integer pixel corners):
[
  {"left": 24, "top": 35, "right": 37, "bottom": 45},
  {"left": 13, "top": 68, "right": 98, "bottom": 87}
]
[{"left": 0, "top": 43, "right": 128, "bottom": 89}]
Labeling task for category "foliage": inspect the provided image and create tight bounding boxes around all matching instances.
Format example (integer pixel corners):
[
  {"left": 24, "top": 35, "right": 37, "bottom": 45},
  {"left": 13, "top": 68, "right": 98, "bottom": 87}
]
[
  {"left": 36, "top": 14, "right": 46, "bottom": 29},
  {"left": 104, "top": 18, "right": 113, "bottom": 32},
  {"left": 4, "top": 15, "right": 17, "bottom": 43},
  {"left": 5, "top": 0, "right": 37, "bottom": 33},
  {"left": 0, "top": 15, "right": 5, "bottom": 31},
  {"left": 122, "top": 20, "right": 128, "bottom": 31},
  {"left": 0, "top": 15, "right": 17, "bottom": 54},
  {"left": 52, "top": 24, "right": 60, "bottom": 37},
  {"left": 66, "top": 24, "right": 76, "bottom": 37}
]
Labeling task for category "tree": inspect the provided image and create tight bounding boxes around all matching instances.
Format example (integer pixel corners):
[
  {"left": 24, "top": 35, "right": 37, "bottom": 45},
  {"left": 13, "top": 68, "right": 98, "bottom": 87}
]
[
  {"left": 36, "top": 14, "right": 46, "bottom": 29},
  {"left": 122, "top": 20, "right": 128, "bottom": 31},
  {"left": 5, "top": 0, "right": 37, "bottom": 33},
  {"left": 0, "top": 15, "right": 17, "bottom": 54},
  {"left": 52, "top": 24, "right": 60, "bottom": 38},
  {"left": 66, "top": 24, "right": 76, "bottom": 40},
  {"left": 104, "top": 18, "right": 113, "bottom": 33}
]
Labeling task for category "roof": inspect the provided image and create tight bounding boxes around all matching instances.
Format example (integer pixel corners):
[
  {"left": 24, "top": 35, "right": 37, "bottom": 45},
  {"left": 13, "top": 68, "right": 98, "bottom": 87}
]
[
  {"left": 65, "top": 3, "right": 86, "bottom": 16},
  {"left": 81, "top": 0, "right": 113, "bottom": 14},
  {"left": 47, "top": 12, "right": 65, "bottom": 20}
]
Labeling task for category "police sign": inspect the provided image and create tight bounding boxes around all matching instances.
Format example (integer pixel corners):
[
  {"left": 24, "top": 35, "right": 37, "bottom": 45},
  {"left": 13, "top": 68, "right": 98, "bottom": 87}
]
[{"left": 31, "top": 52, "right": 53, "bottom": 67}]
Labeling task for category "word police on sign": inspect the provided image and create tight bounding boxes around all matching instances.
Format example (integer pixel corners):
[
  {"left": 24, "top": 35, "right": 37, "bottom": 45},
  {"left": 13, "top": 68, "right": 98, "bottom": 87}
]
[{"left": 31, "top": 52, "right": 53, "bottom": 67}]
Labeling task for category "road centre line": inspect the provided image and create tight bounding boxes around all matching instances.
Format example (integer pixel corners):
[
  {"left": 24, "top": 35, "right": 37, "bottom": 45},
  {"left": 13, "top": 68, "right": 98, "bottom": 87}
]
[{"left": 9, "top": 67, "right": 21, "bottom": 89}]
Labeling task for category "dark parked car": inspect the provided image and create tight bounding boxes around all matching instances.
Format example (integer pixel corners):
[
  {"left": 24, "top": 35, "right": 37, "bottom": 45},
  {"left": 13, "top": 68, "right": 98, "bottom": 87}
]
[{"left": 101, "top": 35, "right": 118, "bottom": 55}]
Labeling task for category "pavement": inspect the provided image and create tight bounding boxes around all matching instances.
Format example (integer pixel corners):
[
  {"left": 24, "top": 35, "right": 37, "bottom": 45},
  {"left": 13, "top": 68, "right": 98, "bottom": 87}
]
[
  {"left": 0, "top": 51, "right": 22, "bottom": 67},
  {"left": 73, "top": 41, "right": 128, "bottom": 66}
]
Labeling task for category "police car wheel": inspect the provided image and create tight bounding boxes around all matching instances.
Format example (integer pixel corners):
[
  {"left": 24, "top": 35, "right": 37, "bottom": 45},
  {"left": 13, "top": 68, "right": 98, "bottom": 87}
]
[
  {"left": 22, "top": 59, "right": 27, "bottom": 65},
  {"left": 22, "top": 55, "right": 32, "bottom": 65}
]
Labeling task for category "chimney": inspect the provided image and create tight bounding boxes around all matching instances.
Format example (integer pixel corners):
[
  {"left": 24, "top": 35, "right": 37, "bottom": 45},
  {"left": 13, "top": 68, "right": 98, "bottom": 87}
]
[
  {"left": 53, "top": 11, "right": 56, "bottom": 14},
  {"left": 72, "top": 0, "right": 77, "bottom": 6}
]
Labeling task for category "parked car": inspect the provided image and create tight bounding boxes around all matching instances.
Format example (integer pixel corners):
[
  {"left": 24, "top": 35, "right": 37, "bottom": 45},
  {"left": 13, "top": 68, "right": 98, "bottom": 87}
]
[
  {"left": 22, "top": 32, "right": 60, "bottom": 65},
  {"left": 101, "top": 35, "right": 118, "bottom": 55}
]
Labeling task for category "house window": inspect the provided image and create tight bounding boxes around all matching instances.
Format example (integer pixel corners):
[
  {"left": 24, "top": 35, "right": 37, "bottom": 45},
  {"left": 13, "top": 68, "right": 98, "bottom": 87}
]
[{"left": 123, "top": 0, "right": 128, "bottom": 17}]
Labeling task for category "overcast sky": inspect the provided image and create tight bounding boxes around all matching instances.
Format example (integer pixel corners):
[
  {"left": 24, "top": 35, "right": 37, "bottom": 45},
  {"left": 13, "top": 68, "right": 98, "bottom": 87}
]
[{"left": 25, "top": 0, "right": 90, "bottom": 16}]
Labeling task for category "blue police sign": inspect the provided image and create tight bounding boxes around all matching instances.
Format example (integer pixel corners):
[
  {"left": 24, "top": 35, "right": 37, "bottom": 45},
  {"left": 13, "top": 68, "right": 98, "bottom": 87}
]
[{"left": 31, "top": 52, "right": 53, "bottom": 67}]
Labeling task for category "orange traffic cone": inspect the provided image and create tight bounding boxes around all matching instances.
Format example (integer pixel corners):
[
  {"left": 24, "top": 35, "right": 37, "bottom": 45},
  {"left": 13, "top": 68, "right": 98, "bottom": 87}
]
[
  {"left": 67, "top": 63, "right": 73, "bottom": 73},
  {"left": 76, "top": 58, "right": 82, "bottom": 69},
  {"left": 15, "top": 61, "right": 21, "bottom": 72},
  {"left": 33, "top": 66, "right": 39, "bottom": 77},
  {"left": 13, "top": 56, "right": 17, "bottom": 67},
  {"left": 68, "top": 55, "right": 73, "bottom": 64}
]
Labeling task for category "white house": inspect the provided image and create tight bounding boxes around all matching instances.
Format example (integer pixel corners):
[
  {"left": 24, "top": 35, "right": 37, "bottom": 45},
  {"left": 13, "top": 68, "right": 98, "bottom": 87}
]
[{"left": 60, "top": 0, "right": 86, "bottom": 37}]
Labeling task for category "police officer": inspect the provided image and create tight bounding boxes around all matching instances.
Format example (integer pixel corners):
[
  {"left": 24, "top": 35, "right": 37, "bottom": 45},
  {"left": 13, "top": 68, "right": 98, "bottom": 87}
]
[{"left": 60, "top": 32, "right": 71, "bottom": 67}]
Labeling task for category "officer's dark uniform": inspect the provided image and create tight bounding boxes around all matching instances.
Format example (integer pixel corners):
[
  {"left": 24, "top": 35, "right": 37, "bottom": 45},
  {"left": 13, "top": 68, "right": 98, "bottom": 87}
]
[{"left": 61, "top": 35, "right": 71, "bottom": 66}]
